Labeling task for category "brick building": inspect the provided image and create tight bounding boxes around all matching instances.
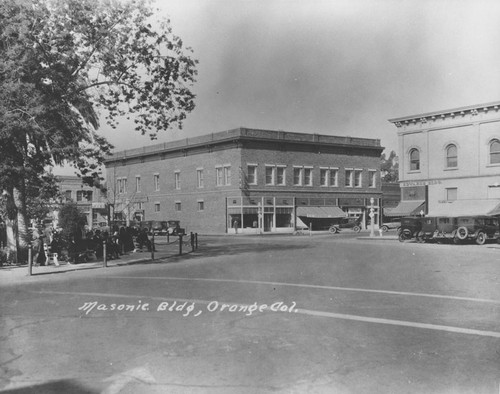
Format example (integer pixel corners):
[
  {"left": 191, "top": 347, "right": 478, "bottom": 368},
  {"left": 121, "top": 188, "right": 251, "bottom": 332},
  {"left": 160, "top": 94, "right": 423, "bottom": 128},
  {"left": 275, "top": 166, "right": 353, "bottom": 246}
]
[
  {"left": 56, "top": 176, "right": 108, "bottom": 228},
  {"left": 389, "top": 101, "right": 500, "bottom": 217},
  {"left": 104, "top": 128, "right": 384, "bottom": 234}
]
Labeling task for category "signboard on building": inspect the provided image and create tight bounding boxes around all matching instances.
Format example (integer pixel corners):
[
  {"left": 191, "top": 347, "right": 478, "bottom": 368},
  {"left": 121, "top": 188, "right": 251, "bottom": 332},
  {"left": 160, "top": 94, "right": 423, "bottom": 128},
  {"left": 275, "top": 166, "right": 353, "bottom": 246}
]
[{"left": 401, "top": 180, "right": 441, "bottom": 187}]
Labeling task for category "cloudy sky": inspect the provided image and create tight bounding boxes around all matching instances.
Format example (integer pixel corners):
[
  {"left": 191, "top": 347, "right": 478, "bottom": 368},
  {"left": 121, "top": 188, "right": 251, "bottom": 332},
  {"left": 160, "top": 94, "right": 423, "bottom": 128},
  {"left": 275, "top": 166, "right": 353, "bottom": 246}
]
[{"left": 99, "top": 0, "right": 500, "bottom": 157}]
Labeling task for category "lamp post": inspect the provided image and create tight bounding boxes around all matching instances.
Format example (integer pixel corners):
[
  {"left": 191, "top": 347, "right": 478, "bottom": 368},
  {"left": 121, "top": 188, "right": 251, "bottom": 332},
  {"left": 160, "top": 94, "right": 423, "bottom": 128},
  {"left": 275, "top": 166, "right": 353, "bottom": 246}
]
[{"left": 369, "top": 197, "right": 375, "bottom": 237}]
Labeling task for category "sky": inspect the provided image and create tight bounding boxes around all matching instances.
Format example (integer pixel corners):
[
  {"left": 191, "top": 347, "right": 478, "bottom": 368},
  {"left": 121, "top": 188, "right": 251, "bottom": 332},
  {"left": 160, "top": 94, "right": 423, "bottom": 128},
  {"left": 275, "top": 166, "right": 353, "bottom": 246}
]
[{"left": 95, "top": 0, "right": 500, "bottom": 162}]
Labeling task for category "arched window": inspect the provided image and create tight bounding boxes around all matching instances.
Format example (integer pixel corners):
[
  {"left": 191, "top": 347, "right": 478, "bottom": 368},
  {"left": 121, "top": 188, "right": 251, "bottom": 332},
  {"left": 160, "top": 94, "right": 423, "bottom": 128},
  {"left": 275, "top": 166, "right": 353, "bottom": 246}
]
[
  {"left": 409, "top": 148, "right": 420, "bottom": 171},
  {"left": 490, "top": 140, "right": 500, "bottom": 164},
  {"left": 445, "top": 144, "right": 457, "bottom": 168}
]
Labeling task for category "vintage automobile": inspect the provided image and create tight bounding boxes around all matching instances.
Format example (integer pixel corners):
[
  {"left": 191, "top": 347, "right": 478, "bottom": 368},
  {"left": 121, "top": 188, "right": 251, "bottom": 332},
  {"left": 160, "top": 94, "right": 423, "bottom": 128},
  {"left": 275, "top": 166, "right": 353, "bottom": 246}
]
[
  {"left": 166, "top": 220, "right": 185, "bottom": 236},
  {"left": 415, "top": 216, "right": 437, "bottom": 243},
  {"left": 328, "top": 217, "right": 362, "bottom": 234},
  {"left": 431, "top": 216, "right": 458, "bottom": 243},
  {"left": 398, "top": 217, "right": 423, "bottom": 242},
  {"left": 380, "top": 219, "right": 401, "bottom": 233},
  {"left": 454, "top": 216, "right": 499, "bottom": 245},
  {"left": 139, "top": 220, "right": 185, "bottom": 236}
]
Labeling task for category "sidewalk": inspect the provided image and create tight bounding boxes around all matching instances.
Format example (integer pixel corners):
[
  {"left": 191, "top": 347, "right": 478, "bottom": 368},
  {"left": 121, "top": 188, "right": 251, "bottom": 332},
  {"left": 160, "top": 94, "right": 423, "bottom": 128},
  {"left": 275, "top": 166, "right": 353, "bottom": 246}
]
[{"left": 0, "top": 238, "right": 197, "bottom": 283}]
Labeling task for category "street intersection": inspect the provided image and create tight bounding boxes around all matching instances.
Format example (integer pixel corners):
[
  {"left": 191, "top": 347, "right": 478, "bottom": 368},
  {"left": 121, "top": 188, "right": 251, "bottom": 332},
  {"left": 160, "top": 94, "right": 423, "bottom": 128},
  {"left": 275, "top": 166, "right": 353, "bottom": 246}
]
[{"left": 1, "top": 233, "right": 499, "bottom": 393}]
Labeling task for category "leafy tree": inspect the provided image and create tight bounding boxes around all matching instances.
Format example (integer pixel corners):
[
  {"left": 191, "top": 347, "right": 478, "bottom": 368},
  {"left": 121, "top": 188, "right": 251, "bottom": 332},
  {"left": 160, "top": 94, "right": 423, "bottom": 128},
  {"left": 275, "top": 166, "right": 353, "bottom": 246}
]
[
  {"left": 380, "top": 150, "right": 399, "bottom": 183},
  {"left": 57, "top": 201, "right": 87, "bottom": 245},
  {"left": 0, "top": 0, "right": 198, "bottom": 260}
]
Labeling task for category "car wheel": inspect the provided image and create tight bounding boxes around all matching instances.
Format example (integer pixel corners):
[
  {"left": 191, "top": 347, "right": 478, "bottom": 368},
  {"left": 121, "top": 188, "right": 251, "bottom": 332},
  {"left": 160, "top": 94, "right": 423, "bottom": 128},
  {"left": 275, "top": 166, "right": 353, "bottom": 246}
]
[
  {"left": 396, "top": 227, "right": 402, "bottom": 235},
  {"left": 398, "top": 229, "right": 411, "bottom": 242},
  {"left": 381, "top": 225, "right": 389, "bottom": 232},
  {"left": 353, "top": 226, "right": 361, "bottom": 233},
  {"left": 456, "top": 226, "right": 468, "bottom": 240},
  {"left": 329, "top": 226, "right": 338, "bottom": 234},
  {"left": 476, "top": 231, "right": 487, "bottom": 245}
]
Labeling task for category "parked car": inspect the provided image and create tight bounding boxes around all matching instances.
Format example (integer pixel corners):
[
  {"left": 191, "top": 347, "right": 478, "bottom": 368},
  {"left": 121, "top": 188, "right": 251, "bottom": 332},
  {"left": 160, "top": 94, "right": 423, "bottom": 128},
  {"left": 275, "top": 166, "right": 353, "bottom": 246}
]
[
  {"left": 166, "top": 220, "right": 185, "bottom": 236},
  {"left": 380, "top": 220, "right": 401, "bottom": 233},
  {"left": 398, "top": 217, "right": 423, "bottom": 242},
  {"left": 329, "top": 217, "right": 362, "bottom": 234},
  {"left": 431, "top": 216, "right": 458, "bottom": 243},
  {"left": 415, "top": 216, "right": 438, "bottom": 243},
  {"left": 454, "top": 216, "right": 499, "bottom": 245}
]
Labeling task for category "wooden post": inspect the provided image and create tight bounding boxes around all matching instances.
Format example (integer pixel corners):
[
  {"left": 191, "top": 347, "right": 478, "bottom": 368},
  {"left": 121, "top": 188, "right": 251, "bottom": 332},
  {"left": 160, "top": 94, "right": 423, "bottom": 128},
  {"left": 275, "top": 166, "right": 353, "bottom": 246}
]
[
  {"left": 151, "top": 233, "right": 155, "bottom": 260},
  {"left": 28, "top": 243, "right": 33, "bottom": 276},
  {"left": 195, "top": 233, "right": 198, "bottom": 250},
  {"left": 190, "top": 232, "right": 194, "bottom": 251},
  {"left": 103, "top": 241, "right": 107, "bottom": 267},
  {"left": 179, "top": 235, "right": 183, "bottom": 255}
]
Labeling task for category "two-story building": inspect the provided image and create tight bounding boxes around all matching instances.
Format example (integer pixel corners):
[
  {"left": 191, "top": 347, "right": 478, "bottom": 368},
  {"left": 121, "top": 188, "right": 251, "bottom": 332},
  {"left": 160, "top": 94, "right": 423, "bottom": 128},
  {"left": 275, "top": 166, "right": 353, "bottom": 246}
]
[
  {"left": 55, "top": 176, "right": 109, "bottom": 228},
  {"left": 389, "top": 101, "right": 500, "bottom": 217},
  {"left": 104, "top": 128, "right": 384, "bottom": 234}
]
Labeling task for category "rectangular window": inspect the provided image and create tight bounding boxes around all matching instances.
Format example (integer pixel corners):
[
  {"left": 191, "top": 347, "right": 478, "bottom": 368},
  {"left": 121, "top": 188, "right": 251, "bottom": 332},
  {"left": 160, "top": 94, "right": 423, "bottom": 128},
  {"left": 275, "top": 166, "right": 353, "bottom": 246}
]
[
  {"left": 354, "top": 170, "right": 362, "bottom": 188},
  {"left": 446, "top": 188, "right": 457, "bottom": 201},
  {"left": 65, "top": 190, "right": 72, "bottom": 200},
  {"left": 320, "top": 169, "right": 328, "bottom": 186},
  {"left": 216, "top": 167, "right": 223, "bottom": 186},
  {"left": 135, "top": 176, "right": 141, "bottom": 192},
  {"left": 247, "top": 165, "right": 257, "bottom": 185},
  {"left": 224, "top": 166, "right": 231, "bottom": 185},
  {"left": 369, "top": 170, "right": 376, "bottom": 188},
  {"left": 174, "top": 172, "right": 180, "bottom": 190},
  {"left": 117, "top": 178, "right": 127, "bottom": 194},
  {"left": 329, "top": 169, "right": 338, "bottom": 187},
  {"left": 216, "top": 165, "right": 231, "bottom": 186},
  {"left": 154, "top": 203, "right": 160, "bottom": 212},
  {"left": 154, "top": 174, "right": 160, "bottom": 191},
  {"left": 293, "top": 167, "right": 302, "bottom": 186},
  {"left": 304, "top": 168, "right": 312, "bottom": 186},
  {"left": 197, "top": 169, "right": 204, "bottom": 188},
  {"left": 345, "top": 170, "right": 353, "bottom": 187},
  {"left": 197, "top": 201, "right": 204, "bottom": 211},
  {"left": 276, "top": 167, "right": 285, "bottom": 185},
  {"left": 265, "top": 166, "right": 275, "bottom": 185},
  {"left": 175, "top": 202, "right": 181, "bottom": 211},
  {"left": 76, "top": 190, "right": 83, "bottom": 202}
]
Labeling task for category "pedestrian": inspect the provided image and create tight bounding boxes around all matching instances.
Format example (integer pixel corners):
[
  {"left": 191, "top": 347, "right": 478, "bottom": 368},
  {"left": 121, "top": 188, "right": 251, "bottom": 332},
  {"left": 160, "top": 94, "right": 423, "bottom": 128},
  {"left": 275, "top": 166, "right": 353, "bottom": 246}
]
[{"left": 32, "top": 228, "right": 45, "bottom": 266}]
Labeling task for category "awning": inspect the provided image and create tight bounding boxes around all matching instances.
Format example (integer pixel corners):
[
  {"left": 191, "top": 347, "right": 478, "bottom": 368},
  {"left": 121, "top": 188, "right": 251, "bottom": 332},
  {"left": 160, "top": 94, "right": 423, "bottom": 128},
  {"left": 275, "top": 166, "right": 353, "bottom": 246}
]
[
  {"left": 427, "top": 199, "right": 500, "bottom": 217},
  {"left": 384, "top": 200, "right": 425, "bottom": 217},
  {"left": 296, "top": 206, "right": 346, "bottom": 218}
]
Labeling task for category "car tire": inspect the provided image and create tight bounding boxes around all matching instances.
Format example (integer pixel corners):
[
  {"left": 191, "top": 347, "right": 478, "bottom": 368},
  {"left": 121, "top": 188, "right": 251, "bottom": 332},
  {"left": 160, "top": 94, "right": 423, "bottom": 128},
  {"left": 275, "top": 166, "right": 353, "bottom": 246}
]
[
  {"left": 381, "top": 225, "right": 389, "bottom": 232},
  {"left": 456, "top": 226, "right": 468, "bottom": 240},
  {"left": 329, "top": 226, "right": 338, "bottom": 234},
  {"left": 399, "top": 229, "right": 411, "bottom": 242},
  {"left": 353, "top": 226, "right": 361, "bottom": 233},
  {"left": 475, "top": 231, "right": 487, "bottom": 245}
]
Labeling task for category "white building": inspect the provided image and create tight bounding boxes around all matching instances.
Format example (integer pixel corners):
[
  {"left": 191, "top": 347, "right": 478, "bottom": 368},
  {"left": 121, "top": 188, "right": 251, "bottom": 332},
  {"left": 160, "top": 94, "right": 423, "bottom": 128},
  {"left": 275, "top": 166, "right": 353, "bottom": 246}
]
[{"left": 388, "top": 101, "right": 500, "bottom": 217}]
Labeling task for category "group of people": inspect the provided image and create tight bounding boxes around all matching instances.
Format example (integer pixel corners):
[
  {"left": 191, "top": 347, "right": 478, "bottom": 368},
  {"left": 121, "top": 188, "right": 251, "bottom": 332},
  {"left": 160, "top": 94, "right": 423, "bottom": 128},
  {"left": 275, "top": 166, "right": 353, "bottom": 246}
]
[{"left": 31, "top": 225, "right": 154, "bottom": 265}]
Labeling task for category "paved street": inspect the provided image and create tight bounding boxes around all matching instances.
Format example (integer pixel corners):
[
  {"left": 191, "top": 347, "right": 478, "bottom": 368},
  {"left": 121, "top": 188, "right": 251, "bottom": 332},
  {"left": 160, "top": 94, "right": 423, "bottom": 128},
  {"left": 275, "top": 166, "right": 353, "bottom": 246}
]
[{"left": 1, "top": 233, "right": 500, "bottom": 394}]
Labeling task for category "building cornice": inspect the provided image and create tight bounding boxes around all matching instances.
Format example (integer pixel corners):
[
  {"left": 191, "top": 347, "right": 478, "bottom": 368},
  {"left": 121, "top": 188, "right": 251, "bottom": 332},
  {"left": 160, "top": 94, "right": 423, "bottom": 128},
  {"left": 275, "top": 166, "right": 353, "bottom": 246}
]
[
  {"left": 105, "top": 127, "right": 383, "bottom": 164},
  {"left": 388, "top": 101, "right": 500, "bottom": 128}
]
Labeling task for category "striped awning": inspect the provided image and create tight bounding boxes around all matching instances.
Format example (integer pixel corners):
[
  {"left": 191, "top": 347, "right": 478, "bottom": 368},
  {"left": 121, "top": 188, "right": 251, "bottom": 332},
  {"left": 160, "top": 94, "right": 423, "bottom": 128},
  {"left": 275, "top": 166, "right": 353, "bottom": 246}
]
[
  {"left": 384, "top": 200, "right": 425, "bottom": 217},
  {"left": 428, "top": 200, "right": 500, "bottom": 217},
  {"left": 296, "top": 206, "right": 346, "bottom": 218}
]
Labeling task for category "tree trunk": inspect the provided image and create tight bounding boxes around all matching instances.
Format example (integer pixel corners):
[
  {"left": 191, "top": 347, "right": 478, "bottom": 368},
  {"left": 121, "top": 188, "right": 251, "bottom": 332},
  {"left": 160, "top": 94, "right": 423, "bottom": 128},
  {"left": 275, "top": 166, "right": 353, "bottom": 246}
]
[
  {"left": 4, "top": 219, "right": 17, "bottom": 264},
  {"left": 13, "top": 185, "right": 29, "bottom": 263}
]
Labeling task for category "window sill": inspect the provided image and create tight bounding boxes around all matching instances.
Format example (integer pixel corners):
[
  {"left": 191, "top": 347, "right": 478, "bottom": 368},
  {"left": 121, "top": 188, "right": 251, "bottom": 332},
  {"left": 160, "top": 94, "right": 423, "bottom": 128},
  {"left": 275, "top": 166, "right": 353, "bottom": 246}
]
[{"left": 443, "top": 167, "right": 458, "bottom": 171}]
